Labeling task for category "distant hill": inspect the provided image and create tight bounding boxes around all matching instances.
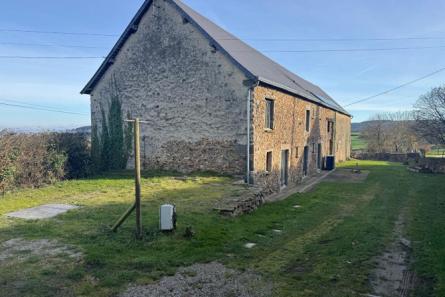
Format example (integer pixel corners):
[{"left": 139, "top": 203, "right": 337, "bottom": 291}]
[
  {"left": 352, "top": 120, "right": 394, "bottom": 133},
  {"left": 70, "top": 126, "right": 91, "bottom": 134},
  {"left": 351, "top": 122, "right": 364, "bottom": 133},
  {"left": 0, "top": 126, "right": 92, "bottom": 135}
]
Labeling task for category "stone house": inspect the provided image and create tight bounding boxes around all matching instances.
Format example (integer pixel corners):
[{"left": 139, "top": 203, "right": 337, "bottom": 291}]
[{"left": 81, "top": 0, "right": 351, "bottom": 193}]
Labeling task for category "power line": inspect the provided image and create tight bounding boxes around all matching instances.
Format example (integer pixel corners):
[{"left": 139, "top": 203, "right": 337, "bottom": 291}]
[
  {"left": 0, "top": 29, "right": 118, "bottom": 37},
  {"left": 0, "top": 98, "right": 63, "bottom": 110},
  {"left": 223, "top": 37, "right": 445, "bottom": 42},
  {"left": 2, "top": 28, "right": 445, "bottom": 42},
  {"left": 0, "top": 41, "right": 105, "bottom": 49},
  {"left": 344, "top": 66, "right": 445, "bottom": 107},
  {"left": 256, "top": 45, "right": 445, "bottom": 53},
  {"left": 2, "top": 44, "right": 445, "bottom": 60},
  {"left": 0, "top": 100, "right": 89, "bottom": 116},
  {"left": 0, "top": 55, "right": 105, "bottom": 60}
]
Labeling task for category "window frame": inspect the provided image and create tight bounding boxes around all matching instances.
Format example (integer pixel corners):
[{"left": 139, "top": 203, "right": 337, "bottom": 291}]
[
  {"left": 265, "top": 151, "right": 273, "bottom": 173},
  {"left": 305, "top": 109, "right": 311, "bottom": 132},
  {"left": 327, "top": 120, "right": 334, "bottom": 133},
  {"left": 265, "top": 98, "right": 275, "bottom": 130}
]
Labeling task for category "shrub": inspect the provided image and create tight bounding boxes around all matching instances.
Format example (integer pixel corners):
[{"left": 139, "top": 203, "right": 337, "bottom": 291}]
[
  {"left": 0, "top": 131, "right": 92, "bottom": 194},
  {"left": 51, "top": 133, "right": 92, "bottom": 179}
]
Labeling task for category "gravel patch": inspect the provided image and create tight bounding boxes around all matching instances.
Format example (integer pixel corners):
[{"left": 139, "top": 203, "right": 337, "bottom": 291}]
[
  {"left": 121, "top": 262, "right": 272, "bottom": 297},
  {"left": 324, "top": 169, "right": 370, "bottom": 183}
]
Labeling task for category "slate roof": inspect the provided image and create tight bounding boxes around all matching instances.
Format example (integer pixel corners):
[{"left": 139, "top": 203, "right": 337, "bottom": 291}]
[{"left": 81, "top": 0, "right": 350, "bottom": 116}]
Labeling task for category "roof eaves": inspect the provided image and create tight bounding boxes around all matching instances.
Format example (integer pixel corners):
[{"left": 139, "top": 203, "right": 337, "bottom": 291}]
[
  {"left": 258, "top": 77, "right": 351, "bottom": 117},
  {"left": 80, "top": 0, "right": 154, "bottom": 95},
  {"left": 167, "top": 0, "right": 257, "bottom": 83}
]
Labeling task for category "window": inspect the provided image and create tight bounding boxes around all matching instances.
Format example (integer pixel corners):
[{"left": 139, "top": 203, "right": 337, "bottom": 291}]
[
  {"left": 327, "top": 120, "right": 334, "bottom": 133},
  {"left": 265, "top": 99, "right": 274, "bottom": 129},
  {"left": 266, "top": 151, "right": 273, "bottom": 172},
  {"left": 312, "top": 143, "right": 316, "bottom": 154},
  {"left": 305, "top": 110, "right": 310, "bottom": 132},
  {"left": 295, "top": 147, "right": 299, "bottom": 158}
]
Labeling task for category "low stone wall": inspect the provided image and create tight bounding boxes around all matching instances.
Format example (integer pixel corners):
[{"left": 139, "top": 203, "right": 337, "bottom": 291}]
[
  {"left": 214, "top": 186, "right": 266, "bottom": 217},
  {"left": 352, "top": 152, "right": 421, "bottom": 163},
  {"left": 408, "top": 157, "right": 445, "bottom": 174}
]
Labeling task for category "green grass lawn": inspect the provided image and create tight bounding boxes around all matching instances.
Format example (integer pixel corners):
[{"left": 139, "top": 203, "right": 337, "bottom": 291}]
[
  {"left": 0, "top": 162, "right": 444, "bottom": 296},
  {"left": 351, "top": 132, "right": 367, "bottom": 151}
]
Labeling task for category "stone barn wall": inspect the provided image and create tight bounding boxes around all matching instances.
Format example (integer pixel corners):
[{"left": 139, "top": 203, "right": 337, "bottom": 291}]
[
  {"left": 89, "top": 0, "right": 250, "bottom": 175},
  {"left": 408, "top": 157, "right": 445, "bottom": 174},
  {"left": 251, "top": 85, "right": 351, "bottom": 193}
]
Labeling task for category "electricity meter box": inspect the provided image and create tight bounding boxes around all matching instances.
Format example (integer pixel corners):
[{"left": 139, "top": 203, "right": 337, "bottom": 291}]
[{"left": 159, "top": 204, "right": 176, "bottom": 231}]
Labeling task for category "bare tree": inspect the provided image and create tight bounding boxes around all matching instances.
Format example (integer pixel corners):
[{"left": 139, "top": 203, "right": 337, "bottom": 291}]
[
  {"left": 362, "top": 111, "right": 421, "bottom": 153},
  {"left": 414, "top": 85, "right": 445, "bottom": 145},
  {"left": 386, "top": 111, "right": 418, "bottom": 153},
  {"left": 362, "top": 113, "right": 389, "bottom": 153}
]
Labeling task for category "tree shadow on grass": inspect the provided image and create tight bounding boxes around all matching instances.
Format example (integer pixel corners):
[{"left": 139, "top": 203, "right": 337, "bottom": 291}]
[{"left": 86, "top": 169, "right": 234, "bottom": 181}]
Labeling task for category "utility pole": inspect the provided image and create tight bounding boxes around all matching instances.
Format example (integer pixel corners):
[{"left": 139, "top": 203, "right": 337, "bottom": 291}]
[{"left": 111, "top": 118, "right": 148, "bottom": 239}]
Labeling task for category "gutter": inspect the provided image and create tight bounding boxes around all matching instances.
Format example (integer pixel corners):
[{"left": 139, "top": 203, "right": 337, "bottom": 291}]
[
  {"left": 246, "top": 80, "right": 260, "bottom": 185},
  {"left": 246, "top": 88, "right": 252, "bottom": 184}
]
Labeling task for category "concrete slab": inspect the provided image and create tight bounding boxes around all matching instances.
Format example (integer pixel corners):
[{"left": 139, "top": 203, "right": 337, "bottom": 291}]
[
  {"left": 324, "top": 168, "right": 370, "bottom": 183},
  {"left": 6, "top": 204, "right": 79, "bottom": 220}
]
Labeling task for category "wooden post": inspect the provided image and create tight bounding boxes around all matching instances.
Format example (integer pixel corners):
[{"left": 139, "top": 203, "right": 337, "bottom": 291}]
[
  {"left": 134, "top": 118, "right": 142, "bottom": 239},
  {"left": 111, "top": 203, "right": 136, "bottom": 232},
  {"left": 111, "top": 118, "right": 148, "bottom": 238}
]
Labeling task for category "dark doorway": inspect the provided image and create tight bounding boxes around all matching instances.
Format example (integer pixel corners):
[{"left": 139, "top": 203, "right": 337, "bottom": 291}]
[
  {"left": 281, "top": 150, "right": 289, "bottom": 187},
  {"left": 303, "top": 146, "right": 309, "bottom": 177},
  {"left": 317, "top": 143, "right": 322, "bottom": 170}
]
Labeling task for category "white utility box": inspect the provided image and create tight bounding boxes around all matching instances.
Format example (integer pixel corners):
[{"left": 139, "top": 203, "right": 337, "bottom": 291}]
[{"left": 160, "top": 204, "right": 176, "bottom": 231}]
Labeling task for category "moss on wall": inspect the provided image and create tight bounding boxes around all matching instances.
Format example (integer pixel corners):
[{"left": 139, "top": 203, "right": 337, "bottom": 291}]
[{"left": 91, "top": 78, "right": 133, "bottom": 172}]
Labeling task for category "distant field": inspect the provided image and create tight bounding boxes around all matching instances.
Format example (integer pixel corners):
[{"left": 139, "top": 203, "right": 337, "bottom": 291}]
[
  {"left": 351, "top": 132, "right": 367, "bottom": 151},
  {"left": 427, "top": 148, "right": 445, "bottom": 158}
]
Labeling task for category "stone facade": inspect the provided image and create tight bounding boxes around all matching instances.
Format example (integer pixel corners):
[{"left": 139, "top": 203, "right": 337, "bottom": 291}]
[
  {"left": 86, "top": 0, "right": 351, "bottom": 192},
  {"left": 251, "top": 85, "right": 351, "bottom": 193},
  {"left": 90, "top": 0, "right": 250, "bottom": 175}
]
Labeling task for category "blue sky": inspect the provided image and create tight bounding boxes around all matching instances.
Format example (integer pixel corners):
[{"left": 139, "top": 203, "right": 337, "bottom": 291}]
[{"left": 1, "top": 0, "right": 445, "bottom": 129}]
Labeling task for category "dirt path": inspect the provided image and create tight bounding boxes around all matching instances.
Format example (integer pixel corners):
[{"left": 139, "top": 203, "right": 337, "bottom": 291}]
[{"left": 369, "top": 212, "right": 416, "bottom": 297}]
